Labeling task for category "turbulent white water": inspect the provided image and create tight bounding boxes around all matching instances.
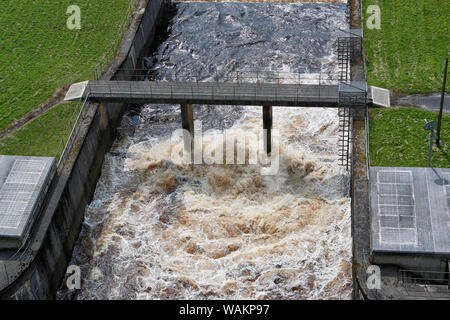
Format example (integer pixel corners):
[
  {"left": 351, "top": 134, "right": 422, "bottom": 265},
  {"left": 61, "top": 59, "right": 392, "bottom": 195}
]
[{"left": 65, "top": 2, "right": 352, "bottom": 300}]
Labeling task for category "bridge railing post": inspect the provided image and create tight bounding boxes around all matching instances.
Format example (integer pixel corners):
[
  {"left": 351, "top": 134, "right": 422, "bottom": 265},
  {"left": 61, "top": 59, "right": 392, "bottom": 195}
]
[
  {"left": 319, "top": 72, "right": 322, "bottom": 103},
  {"left": 263, "top": 105, "right": 273, "bottom": 154}
]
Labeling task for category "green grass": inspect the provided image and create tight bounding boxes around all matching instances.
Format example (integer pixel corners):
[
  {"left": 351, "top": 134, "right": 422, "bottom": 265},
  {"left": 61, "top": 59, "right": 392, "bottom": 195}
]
[
  {"left": 369, "top": 107, "right": 450, "bottom": 168},
  {"left": 0, "top": 0, "right": 130, "bottom": 132},
  {"left": 0, "top": 102, "right": 81, "bottom": 159},
  {"left": 363, "top": 0, "right": 450, "bottom": 94}
]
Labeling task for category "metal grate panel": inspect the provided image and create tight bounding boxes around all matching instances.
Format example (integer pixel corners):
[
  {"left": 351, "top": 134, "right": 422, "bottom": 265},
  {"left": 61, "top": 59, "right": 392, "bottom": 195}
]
[{"left": 0, "top": 157, "right": 56, "bottom": 241}]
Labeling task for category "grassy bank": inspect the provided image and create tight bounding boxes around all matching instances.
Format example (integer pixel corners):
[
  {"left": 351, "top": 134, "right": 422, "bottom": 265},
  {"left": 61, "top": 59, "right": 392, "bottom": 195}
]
[
  {"left": 363, "top": 0, "right": 449, "bottom": 94},
  {"left": 0, "top": 0, "right": 131, "bottom": 157},
  {"left": 369, "top": 107, "right": 450, "bottom": 168},
  {"left": 0, "top": 102, "right": 81, "bottom": 159}
]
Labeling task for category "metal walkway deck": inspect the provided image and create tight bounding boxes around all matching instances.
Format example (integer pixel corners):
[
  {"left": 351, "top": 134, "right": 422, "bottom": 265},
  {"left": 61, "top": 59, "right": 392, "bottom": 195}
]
[{"left": 65, "top": 80, "right": 340, "bottom": 107}]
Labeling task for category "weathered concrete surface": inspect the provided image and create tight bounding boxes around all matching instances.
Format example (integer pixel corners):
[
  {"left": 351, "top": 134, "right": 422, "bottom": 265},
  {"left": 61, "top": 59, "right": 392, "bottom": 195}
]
[
  {"left": 0, "top": 0, "right": 165, "bottom": 299},
  {"left": 64, "top": 81, "right": 89, "bottom": 102},
  {"left": 370, "top": 167, "right": 450, "bottom": 260},
  {"left": 395, "top": 93, "right": 450, "bottom": 114},
  {"left": 349, "top": 0, "right": 364, "bottom": 84},
  {"left": 351, "top": 120, "right": 371, "bottom": 300}
]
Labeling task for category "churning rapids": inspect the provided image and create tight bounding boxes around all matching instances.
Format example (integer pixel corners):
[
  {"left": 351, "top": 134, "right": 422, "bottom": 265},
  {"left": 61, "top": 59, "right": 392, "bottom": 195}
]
[{"left": 64, "top": 2, "right": 352, "bottom": 300}]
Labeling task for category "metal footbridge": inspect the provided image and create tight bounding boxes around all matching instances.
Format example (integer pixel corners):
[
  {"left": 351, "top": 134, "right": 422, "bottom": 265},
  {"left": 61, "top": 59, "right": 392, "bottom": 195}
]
[
  {"left": 65, "top": 80, "right": 340, "bottom": 107},
  {"left": 64, "top": 29, "right": 367, "bottom": 168}
]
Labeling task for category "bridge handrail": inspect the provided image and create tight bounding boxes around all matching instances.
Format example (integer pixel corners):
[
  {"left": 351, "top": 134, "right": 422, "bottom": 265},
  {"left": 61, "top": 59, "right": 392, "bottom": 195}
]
[
  {"left": 82, "top": 80, "right": 340, "bottom": 106},
  {"left": 114, "top": 69, "right": 340, "bottom": 85},
  {"left": 56, "top": 92, "right": 92, "bottom": 171}
]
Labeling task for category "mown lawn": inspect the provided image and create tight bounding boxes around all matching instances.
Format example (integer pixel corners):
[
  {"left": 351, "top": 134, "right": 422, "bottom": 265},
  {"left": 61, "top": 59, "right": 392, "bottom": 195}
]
[
  {"left": 0, "top": 102, "right": 81, "bottom": 159},
  {"left": 369, "top": 107, "right": 450, "bottom": 168},
  {"left": 363, "top": 0, "right": 449, "bottom": 94},
  {"left": 0, "top": 0, "right": 131, "bottom": 144}
]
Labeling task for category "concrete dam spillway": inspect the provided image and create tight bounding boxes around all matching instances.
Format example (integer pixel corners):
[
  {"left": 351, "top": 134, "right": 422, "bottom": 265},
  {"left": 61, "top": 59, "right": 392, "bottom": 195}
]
[{"left": 63, "top": 2, "right": 352, "bottom": 299}]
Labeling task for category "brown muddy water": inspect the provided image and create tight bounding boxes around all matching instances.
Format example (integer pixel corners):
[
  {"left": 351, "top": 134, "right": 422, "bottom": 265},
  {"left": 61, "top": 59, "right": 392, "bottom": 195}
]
[{"left": 62, "top": 2, "right": 352, "bottom": 300}]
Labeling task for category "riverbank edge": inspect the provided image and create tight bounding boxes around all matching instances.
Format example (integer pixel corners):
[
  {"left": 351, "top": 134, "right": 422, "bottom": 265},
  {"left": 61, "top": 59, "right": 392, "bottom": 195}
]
[
  {"left": 0, "top": 0, "right": 166, "bottom": 299},
  {"left": 350, "top": 0, "right": 450, "bottom": 300},
  {"left": 349, "top": 0, "right": 371, "bottom": 300}
]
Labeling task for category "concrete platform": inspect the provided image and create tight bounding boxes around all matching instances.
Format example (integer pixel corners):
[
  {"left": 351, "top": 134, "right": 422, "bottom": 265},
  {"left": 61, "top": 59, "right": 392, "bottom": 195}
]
[
  {"left": 0, "top": 156, "right": 56, "bottom": 249},
  {"left": 64, "top": 81, "right": 89, "bottom": 102},
  {"left": 370, "top": 167, "right": 450, "bottom": 272}
]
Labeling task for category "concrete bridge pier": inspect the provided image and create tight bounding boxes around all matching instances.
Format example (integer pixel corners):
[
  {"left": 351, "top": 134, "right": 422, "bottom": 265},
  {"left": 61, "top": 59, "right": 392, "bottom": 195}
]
[
  {"left": 263, "top": 105, "right": 272, "bottom": 154},
  {"left": 180, "top": 103, "right": 194, "bottom": 160}
]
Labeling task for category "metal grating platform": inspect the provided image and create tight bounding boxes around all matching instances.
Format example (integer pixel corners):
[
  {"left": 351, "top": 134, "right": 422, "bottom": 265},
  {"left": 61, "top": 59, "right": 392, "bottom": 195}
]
[
  {"left": 0, "top": 156, "right": 56, "bottom": 249},
  {"left": 370, "top": 167, "right": 450, "bottom": 272}
]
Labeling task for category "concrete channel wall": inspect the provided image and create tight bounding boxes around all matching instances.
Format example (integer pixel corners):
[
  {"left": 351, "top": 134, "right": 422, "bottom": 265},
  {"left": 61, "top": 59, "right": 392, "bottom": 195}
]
[{"left": 0, "top": 0, "right": 165, "bottom": 299}]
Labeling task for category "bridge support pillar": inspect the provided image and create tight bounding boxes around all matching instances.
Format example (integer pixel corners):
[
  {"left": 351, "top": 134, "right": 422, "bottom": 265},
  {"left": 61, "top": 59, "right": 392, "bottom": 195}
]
[
  {"left": 263, "top": 105, "right": 272, "bottom": 154},
  {"left": 181, "top": 103, "right": 194, "bottom": 158}
]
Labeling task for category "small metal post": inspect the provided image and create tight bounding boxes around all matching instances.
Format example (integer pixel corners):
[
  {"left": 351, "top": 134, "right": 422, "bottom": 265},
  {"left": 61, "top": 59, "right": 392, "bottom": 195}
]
[
  {"left": 429, "top": 128, "right": 434, "bottom": 168},
  {"left": 424, "top": 120, "right": 436, "bottom": 168},
  {"left": 448, "top": 261, "right": 450, "bottom": 290}
]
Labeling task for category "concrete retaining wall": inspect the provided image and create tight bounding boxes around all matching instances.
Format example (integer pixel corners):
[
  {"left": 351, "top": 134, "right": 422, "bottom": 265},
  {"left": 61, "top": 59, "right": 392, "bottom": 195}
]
[{"left": 0, "top": 0, "right": 165, "bottom": 299}]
